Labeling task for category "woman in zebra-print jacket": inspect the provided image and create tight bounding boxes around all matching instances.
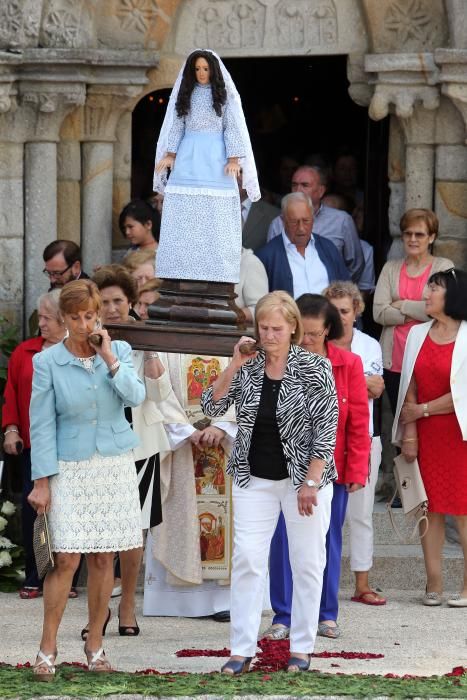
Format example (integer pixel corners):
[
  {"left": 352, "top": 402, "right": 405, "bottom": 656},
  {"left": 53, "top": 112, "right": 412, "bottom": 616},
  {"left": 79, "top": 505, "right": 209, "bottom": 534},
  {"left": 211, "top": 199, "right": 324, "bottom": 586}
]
[{"left": 201, "top": 291, "right": 338, "bottom": 675}]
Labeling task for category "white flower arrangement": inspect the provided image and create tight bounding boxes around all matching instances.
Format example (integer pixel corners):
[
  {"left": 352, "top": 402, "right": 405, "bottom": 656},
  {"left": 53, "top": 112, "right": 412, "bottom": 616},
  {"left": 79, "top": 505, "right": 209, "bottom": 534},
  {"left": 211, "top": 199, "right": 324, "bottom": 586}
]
[
  {"left": 1, "top": 500, "right": 16, "bottom": 516},
  {"left": 0, "top": 499, "right": 24, "bottom": 590}
]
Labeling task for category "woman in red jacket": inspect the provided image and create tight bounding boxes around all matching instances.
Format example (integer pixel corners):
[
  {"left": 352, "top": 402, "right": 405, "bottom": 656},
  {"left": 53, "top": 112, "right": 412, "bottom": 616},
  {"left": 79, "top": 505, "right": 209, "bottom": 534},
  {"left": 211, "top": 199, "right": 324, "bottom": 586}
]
[{"left": 267, "top": 294, "right": 370, "bottom": 642}]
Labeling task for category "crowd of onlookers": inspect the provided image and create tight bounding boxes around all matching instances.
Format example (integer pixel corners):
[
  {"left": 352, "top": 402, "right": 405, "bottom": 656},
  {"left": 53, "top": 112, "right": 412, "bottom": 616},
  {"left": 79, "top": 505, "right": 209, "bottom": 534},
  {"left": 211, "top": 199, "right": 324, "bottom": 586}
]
[{"left": 2, "top": 153, "right": 467, "bottom": 677}]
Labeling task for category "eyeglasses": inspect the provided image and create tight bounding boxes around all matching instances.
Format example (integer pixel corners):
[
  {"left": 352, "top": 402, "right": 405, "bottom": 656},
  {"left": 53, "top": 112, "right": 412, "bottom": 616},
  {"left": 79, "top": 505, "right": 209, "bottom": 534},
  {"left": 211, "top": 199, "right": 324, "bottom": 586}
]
[
  {"left": 401, "top": 230, "right": 430, "bottom": 240},
  {"left": 286, "top": 218, "right": 313, "bottom": 229},
  {"left": 303, "top": 329, "right": 327, "bottom": 339},
  {"left": 43, "top": 263, "right": 73, "bottom": 279}
]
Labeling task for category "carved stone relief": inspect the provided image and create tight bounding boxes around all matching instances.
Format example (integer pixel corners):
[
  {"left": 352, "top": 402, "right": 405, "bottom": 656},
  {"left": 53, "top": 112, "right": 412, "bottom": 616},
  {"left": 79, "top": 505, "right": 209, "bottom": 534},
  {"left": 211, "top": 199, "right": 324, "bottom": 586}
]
[
  {"left": 116, "top": 0, "right": 158, "bottom": 33},
  {"left": 39, "top": 0, "right": 95, "bottom": 48},
  {"left": 195, "top": 1, "right": 266, "bottom": 50},
  {"left": 19, "top": 84, "right": 86, "bottom": 141},
  {"left": 275, "top": 0, "right": 337, "bottom": 50},
  {"left": 175, "top": 0, "right": 366, "bottom": 56},
  {"left": 363, "top": 0, "right": 447, "bottom": 54},
  {"left": 95, "top": 0, "right": 166, "bottom": 49},
  {"left": 384, "top": 0, "right": 432, "bottom": 46},
  {"left": 0, "top": 0, "right": 43, "bottom": 50}
]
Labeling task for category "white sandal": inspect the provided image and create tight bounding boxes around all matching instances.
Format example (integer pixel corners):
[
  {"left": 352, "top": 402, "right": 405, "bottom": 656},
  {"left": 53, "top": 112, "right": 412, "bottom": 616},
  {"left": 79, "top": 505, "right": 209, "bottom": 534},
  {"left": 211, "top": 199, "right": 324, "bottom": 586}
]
[
  {"left": 33, "top": 650, "right": 57, "bottom": 681},
  {"left": 84, "top": 646, "right": 113, "bottom": 672}
]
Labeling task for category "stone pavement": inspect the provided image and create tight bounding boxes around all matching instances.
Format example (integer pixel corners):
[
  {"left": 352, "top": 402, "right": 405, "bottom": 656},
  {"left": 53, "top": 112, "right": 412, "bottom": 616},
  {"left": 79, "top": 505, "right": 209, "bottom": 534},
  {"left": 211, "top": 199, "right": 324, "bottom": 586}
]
[{"left": 1, "top": 588, "right": 466, "bottom": 677}]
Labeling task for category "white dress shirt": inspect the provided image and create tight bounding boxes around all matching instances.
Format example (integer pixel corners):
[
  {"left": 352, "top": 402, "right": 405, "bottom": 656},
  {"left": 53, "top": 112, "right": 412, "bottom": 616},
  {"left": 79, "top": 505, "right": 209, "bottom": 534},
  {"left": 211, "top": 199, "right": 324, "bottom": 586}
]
[{"left": 281, "top": 231, "right": 329, "bottom": 299}]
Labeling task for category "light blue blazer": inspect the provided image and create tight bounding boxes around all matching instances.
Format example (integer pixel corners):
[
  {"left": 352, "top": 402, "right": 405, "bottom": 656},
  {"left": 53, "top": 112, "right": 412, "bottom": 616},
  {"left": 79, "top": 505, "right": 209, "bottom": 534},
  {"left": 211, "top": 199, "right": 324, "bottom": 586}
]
[{"left": 30, "top": 340, "right": 146, "bottom": 480}]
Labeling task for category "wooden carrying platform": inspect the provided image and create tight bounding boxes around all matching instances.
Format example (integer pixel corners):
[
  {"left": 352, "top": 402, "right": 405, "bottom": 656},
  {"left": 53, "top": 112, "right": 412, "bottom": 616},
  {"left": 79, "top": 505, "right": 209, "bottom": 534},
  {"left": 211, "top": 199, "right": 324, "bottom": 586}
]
[{"left": 106, "top": 319, "right": 251, "bottom": 356}]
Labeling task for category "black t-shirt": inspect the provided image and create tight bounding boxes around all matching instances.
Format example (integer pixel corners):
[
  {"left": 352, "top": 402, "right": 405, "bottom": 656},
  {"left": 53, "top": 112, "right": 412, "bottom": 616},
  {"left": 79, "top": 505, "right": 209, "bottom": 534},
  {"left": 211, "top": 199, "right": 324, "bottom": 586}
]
[{"left": 248, "top": 374, "right": 289, "bottom": 481}]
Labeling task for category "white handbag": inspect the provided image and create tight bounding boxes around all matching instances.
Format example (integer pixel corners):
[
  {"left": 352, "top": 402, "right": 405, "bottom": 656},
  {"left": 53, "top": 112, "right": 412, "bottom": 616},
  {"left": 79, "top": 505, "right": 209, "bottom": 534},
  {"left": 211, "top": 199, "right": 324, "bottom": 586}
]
[{"left": 387, "top": 454, "right": 429, "bottom": 542}]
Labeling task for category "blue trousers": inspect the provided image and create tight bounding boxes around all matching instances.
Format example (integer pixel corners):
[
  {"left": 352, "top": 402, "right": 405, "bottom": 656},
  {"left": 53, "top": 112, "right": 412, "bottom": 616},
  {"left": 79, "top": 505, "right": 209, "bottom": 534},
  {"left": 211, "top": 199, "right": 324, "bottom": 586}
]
[{"left": 270, "top": 482, "right": 349, "bottom": 626}]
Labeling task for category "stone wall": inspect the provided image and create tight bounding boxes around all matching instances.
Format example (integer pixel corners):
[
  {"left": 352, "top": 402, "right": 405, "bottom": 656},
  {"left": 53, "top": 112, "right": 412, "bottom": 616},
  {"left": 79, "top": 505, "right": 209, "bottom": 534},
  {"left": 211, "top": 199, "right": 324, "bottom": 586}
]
[{"left": 0, "top": 0, "right": 467, "bottom": 331}]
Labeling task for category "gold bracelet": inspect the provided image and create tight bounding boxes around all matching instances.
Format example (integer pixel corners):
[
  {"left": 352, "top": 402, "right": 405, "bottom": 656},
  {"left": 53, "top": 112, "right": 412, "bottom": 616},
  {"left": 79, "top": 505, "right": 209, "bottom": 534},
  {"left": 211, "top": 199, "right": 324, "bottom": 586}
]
[{"left": 402, "top": 437, "right": 418, "bottom": 443}]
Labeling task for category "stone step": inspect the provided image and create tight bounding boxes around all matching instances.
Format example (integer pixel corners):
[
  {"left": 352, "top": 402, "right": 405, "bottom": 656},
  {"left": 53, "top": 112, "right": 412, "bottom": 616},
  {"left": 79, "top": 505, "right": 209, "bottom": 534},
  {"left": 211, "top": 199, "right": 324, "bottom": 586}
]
[
  {"left": 343, "top": 500, "right": 461, "bottom": 546},
  {"left": 340, "top": 542, "right": 464, "bottom": 590}
]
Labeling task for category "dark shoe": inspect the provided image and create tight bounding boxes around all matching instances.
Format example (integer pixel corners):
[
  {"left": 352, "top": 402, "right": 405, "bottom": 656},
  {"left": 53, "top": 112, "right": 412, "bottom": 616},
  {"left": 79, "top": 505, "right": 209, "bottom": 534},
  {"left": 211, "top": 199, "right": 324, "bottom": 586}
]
[
  {"left": 81, "top": 608, "right": 111, "bottom": 642},
  {"left": 392, "top": 496, "right": 402, "bottom": 508},
  {"left": 212, "top": 610, "right": 230, "bottom": 622},
  {"left": 221, "top": 656, "right": 252, "bottom": 675},
  {"left": 287, "top": 655, "right": 311, "bottom": 672},
  {"left": 118, "top": 605, "right": 140, "bottom": 636}
]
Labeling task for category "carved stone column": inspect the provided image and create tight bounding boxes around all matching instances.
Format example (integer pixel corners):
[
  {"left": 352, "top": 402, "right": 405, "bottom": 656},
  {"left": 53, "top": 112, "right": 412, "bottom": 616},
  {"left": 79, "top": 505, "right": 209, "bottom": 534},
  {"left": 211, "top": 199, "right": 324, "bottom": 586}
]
[
  {"left": 20, "top": 83, "right": 86, "bottom": 324},
  {"left": 365, "top": 53, "right": 440, "bottom": 254},
  {"left": 434, "top": 49, "right": 467, "bottom": 265},
  {"left": 399, "top": 106, "right": 437, "bottom": 210},
  {"left": 0, "top": 76, "right": 24, "bottom": 327},
  {"left": 113, "top": 110, "right": 132, "bottom": 252},
  {"left": 81, "top": 86, "right": 141, "bottom": 271}
]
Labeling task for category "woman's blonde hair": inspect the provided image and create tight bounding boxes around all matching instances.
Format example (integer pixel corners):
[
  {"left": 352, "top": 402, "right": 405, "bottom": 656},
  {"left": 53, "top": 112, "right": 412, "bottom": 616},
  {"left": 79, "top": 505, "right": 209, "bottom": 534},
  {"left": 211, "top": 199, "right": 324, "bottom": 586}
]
[
  {"left": 255, "top": 291, "right": 303, "bottom": 345},
  {"left": 322, "top": 281, "right": 365, "bottom": 317},
  {"left": 138, "top": 278, "right": 161, "bottom": 296},
  {"left": 59, "top": 279, "right": 101, "bottom": 316},
  {"left": 123, "top": 249, "right": 156, "bottom": 272}
]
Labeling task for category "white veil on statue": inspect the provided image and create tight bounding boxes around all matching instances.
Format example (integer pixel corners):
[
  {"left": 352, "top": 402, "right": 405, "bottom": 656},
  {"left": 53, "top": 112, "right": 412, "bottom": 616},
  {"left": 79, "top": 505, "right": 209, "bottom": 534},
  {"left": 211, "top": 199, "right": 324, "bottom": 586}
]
[{"left": 153, "top": 49, "right": 260, "bottom": 202}]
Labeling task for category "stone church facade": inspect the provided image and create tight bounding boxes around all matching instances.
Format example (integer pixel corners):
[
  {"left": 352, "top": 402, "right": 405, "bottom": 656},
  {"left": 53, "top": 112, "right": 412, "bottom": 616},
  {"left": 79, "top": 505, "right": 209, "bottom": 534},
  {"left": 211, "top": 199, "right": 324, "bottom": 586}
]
[{"left": 1, "top": 0, "right": 466, "bottom": 330}]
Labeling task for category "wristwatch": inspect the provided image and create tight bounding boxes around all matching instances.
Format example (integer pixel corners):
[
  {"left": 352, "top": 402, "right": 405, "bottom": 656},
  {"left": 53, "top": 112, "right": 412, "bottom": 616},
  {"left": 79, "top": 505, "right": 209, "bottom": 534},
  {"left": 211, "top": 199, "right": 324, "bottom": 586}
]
[
  {"left": 304, "top": 479, "right": 319, "bottom": 489},
  {"left": 422, "top": 403, "right": 430, "bottom": 418}
]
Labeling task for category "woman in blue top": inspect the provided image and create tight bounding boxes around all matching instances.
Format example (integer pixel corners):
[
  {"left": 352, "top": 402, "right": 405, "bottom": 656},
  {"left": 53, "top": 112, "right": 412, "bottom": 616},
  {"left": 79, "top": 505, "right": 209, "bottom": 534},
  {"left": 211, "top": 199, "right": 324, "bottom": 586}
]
[
  {"left": 28, "top": 280, "right": 145, "bottom": 678},
  {"left": 154, "top": 49, "right": 259, "bottom": 284}
]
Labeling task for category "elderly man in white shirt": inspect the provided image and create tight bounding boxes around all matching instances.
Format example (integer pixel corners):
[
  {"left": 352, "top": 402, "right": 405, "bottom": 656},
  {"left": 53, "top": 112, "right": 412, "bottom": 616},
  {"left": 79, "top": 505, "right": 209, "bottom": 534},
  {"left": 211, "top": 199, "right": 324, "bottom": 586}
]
[
  {"left": 256, "top": 193, "right": 350, "bottom": 298},
  {"left": 267, "top": 165, "right": 364, "bottom": 283}
]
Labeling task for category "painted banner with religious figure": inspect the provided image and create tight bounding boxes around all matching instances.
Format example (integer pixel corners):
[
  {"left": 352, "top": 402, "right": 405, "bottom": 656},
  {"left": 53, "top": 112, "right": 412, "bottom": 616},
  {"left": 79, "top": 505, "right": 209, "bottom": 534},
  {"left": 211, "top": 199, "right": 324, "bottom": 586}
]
[{"left": 181, "top": 354, "right": 232, "bottom": 580}]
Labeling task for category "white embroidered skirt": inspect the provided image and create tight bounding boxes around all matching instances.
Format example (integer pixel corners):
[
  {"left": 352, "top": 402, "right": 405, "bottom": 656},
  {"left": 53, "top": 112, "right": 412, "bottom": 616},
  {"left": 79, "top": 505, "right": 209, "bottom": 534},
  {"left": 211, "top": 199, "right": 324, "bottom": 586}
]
[{"left": 48, "top": 451, "right": 143, "bottom": 553}]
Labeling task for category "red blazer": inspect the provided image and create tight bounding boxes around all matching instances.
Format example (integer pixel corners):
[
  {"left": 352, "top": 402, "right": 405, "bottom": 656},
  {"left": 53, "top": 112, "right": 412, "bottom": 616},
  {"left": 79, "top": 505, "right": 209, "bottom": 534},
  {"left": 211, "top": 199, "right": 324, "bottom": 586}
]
[
  {"left": 326, "top": 342, "right": 370, "bottom": 486},
  {"left": 2, "top": 336, "right": 45, "bottom": 448}
]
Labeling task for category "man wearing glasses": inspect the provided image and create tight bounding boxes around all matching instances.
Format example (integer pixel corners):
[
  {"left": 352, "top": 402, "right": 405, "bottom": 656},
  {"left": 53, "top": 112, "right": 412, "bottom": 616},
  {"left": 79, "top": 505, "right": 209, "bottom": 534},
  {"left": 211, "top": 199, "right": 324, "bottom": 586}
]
[
  {"left": 256, "top": 192, "right": 350, "bottom": 299},
  {"left": 43, "top": 240, "right": 89, "bottom": 289}
]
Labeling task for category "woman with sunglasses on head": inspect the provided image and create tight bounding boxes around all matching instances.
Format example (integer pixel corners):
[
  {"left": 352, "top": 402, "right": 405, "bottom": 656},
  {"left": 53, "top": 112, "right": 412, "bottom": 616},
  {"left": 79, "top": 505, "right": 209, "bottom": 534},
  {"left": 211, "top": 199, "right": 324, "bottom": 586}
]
[
  {"left": 373, "top": 209, "right": 453, "bottom": 417},
  {"left": 393, "top": 268, "right": 467, "bottom": 606}
]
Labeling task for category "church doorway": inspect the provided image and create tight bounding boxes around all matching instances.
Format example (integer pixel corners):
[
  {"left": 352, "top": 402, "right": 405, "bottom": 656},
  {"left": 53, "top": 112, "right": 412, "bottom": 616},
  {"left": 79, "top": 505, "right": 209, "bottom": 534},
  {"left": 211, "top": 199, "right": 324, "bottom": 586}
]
[{"left": 131, "top": 55, "right": 390, "bottom": 272}]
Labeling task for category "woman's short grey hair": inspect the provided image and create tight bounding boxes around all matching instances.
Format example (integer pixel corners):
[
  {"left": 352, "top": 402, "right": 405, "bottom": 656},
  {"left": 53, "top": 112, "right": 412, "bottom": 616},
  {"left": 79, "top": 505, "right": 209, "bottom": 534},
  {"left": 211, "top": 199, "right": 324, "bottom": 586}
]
[
  {"left": 281, "top": 191, "right": 313, "bottom": 217},
  {"left": 37, "top": 288, "right": 61, "bottom": 318}
]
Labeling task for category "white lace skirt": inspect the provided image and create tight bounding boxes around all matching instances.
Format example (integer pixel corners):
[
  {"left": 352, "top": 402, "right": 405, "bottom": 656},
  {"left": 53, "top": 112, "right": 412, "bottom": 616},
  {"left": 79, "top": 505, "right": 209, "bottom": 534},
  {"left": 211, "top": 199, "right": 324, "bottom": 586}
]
[{"left": 48, "top": 452, "right": 143, "bottom": 553}]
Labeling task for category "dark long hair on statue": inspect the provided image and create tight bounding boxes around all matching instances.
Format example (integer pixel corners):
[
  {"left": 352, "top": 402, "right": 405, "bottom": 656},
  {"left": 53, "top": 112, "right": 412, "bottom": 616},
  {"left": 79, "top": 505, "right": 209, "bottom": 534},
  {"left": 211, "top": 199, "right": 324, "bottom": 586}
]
[{"left": 175, "top": 50, "right": 227, "bottom": 118}]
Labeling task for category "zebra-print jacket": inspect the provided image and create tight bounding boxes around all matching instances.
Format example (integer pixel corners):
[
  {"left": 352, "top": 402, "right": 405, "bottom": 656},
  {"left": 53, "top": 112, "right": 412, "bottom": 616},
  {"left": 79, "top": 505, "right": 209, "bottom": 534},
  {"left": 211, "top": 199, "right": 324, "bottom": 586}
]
[{"left": 201, "top": 344, "right": 338, "bottom": 490}]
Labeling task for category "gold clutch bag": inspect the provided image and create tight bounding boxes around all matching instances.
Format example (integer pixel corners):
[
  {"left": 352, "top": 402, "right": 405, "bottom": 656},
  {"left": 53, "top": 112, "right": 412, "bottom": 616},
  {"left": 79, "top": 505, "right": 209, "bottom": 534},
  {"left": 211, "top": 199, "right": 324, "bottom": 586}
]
[{"left": 33, "top": 513, "right": 55, "bottom": 580}]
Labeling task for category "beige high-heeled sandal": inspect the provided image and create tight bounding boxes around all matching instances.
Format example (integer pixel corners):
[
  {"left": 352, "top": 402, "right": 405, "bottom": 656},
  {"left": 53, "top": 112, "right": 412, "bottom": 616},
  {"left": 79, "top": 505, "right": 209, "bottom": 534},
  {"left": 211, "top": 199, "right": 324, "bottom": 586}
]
[
  {"left": 33, "top": 650, "right": 57, "bottom": 681},
  {"left": 84, "top": 646, "right": 113, "bottom": 672}
]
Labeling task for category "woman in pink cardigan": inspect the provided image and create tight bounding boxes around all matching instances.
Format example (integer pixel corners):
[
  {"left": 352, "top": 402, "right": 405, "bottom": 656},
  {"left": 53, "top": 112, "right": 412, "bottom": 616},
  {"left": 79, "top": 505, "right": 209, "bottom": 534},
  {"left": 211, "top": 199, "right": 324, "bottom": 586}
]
[{"left": 373, "top": 208, "right": 453, "bottom": 416}]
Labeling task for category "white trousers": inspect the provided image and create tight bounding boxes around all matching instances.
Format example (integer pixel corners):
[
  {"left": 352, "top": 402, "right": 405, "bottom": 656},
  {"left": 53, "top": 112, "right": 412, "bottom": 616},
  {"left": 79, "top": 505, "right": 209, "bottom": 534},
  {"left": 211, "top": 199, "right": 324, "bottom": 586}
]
[
  {"left": 346, "top": 436, "right": 382, "bottom": 572},
  {"left": 230, "top": 476, "right": 332, "bottom": 656}
]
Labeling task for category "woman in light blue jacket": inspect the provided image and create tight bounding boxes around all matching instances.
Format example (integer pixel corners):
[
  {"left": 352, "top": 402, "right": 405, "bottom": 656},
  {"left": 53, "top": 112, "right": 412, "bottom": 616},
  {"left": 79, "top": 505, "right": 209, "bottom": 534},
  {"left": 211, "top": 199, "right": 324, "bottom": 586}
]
[{"left": 28, "top": 280, "right": 145, "bottom": 678}]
